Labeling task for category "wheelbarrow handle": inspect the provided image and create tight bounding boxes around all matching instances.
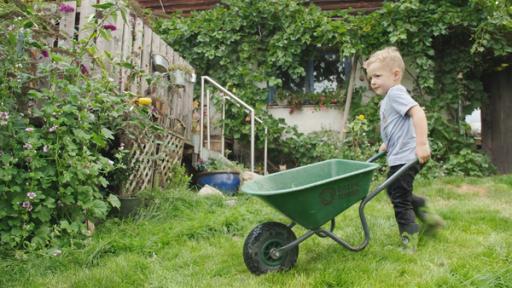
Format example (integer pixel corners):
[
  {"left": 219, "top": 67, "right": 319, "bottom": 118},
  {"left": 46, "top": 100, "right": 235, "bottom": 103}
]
[
  {"left": 342, "top": 158, "right": 420, "bottom": 251},
  {"left": 367, "top": 151, "right": 386, "bottom": 163},
  {"left": 363, "top": 158, "right": 419, "bottom": 205}
]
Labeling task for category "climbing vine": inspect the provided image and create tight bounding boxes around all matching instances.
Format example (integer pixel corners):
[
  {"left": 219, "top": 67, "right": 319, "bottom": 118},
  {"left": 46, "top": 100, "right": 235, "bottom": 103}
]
[{"left": 156, "top": 0, "right": 511, "bottom": 174}]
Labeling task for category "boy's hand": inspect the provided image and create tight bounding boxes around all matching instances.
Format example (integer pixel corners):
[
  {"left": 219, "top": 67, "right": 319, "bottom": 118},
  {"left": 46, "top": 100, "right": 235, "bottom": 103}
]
[
  {"left": 416, "top": 144, "right": 431, "bottom": 164},
  {"left": 379, "top": 143, "right": 387, "bottom": 152}
]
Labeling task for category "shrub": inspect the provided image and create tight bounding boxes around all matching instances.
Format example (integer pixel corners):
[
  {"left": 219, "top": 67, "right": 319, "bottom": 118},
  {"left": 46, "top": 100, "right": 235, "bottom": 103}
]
[{"left": 0, "top": 1, "right": 153, "bottom": 250}]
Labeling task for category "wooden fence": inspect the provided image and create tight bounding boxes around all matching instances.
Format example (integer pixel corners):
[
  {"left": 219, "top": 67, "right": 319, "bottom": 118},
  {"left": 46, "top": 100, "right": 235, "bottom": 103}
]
[{"left": 53, "top": 1, "right": 194, "bottom": 194}]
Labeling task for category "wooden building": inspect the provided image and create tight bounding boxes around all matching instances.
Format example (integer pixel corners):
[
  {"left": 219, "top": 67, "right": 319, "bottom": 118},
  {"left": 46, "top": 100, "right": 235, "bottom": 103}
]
[{"left": 135, "top": 0, "right": 384, "bottom": 15}]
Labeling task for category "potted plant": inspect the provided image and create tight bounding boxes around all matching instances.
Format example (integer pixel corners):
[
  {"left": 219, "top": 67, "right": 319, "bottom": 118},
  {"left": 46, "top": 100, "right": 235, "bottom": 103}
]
[
  {"left": 194, "top": 157, "right": 243, "bottom": 196},
  {"left": 106, "top": 139, "right": 142, "bottom": 219}
]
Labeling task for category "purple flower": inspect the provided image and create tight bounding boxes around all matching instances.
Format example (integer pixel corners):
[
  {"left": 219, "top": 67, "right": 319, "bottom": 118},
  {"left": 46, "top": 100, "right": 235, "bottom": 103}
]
[
  {"left": 41, "top": 50, "right": 49, "bottom": 58},
  {"left": 23, "top": 143, "right": 32, "bottom": 150},
  {"left": 43, "top": 145, "right": 49, "bottom": 153},
  {"left": 21, "top": 201, "right": 33, "bottom": 211},
  {"left": 80, "top": 64, "right": 89, "bottom": 75},
  {"left": 48, "top": 125, "right": 58, "bottom": 132},
  {"left": 27, "top": 192, "right": 36, "bottom": 199},
  {"left": 102, "top": 23, "right": 117, "bottom": 31},
  {"left": 59, "top": 3, "right": 75, "bottom": 13},
  {"left": 25, "top": 127, "right": 34, "bottom": 132}
]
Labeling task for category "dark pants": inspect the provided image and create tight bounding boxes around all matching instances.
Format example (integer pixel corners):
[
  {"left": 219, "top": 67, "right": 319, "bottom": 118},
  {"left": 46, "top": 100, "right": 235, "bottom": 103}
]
[{"left": 387, "top": 163, "right": 426, "bottom": 235}]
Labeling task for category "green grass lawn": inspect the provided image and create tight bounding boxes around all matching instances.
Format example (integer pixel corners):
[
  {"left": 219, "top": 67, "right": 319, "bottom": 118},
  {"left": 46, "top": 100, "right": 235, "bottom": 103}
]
[{"left": 1, "top": 175, "right": 511, "bottom": 288}]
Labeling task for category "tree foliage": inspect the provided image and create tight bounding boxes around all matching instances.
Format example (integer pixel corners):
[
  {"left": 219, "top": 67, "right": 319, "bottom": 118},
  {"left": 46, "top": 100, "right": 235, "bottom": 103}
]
[{"left": 157, "top": 0, "right": 510, "bottom": 173}]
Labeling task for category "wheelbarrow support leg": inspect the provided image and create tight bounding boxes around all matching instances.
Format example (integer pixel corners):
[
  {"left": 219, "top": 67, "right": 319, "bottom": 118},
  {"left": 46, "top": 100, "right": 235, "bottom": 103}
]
[{"left": 318, "top": 159, "right": 420, "bottom": 252}]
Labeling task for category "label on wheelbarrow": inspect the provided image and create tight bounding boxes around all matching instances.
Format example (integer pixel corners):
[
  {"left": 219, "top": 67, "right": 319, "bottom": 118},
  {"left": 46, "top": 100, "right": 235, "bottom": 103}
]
[{"left": 319, "top": 184, "right": 360, "bottom": 206}]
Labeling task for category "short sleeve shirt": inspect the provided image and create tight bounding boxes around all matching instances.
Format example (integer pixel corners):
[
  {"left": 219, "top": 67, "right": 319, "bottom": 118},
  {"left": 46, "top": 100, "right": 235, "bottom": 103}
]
[{"left": 380, "top": 85, "right": 418, "bottom": 166}]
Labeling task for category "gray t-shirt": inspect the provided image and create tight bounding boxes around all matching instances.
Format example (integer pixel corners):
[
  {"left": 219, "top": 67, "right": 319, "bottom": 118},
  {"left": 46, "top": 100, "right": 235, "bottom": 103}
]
[{"left": 380, "top": 85, "right": 418, "bottom": 166}]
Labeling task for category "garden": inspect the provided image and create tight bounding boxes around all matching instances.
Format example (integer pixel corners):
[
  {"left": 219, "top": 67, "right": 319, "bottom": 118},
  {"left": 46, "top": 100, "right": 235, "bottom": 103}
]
[{"left": 1, "top": 0, "right": 511, "bottom": 287}]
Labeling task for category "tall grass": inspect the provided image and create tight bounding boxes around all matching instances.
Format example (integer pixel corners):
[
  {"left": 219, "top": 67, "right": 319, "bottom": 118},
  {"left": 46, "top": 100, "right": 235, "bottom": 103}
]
[{"left": 1, "top": 175, "right": 511, "bottom": 288}]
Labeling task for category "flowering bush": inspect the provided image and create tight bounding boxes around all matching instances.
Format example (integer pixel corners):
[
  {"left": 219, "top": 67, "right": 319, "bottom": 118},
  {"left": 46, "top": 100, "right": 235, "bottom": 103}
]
[{"left": 0, "top": 1, "right": 154, "bottom": 250}]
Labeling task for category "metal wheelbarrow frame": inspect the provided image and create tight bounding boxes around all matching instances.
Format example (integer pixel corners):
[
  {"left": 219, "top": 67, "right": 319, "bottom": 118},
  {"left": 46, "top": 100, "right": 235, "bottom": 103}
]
[{"left": 241, "top": 152, "right": 419, "bottom": 275}]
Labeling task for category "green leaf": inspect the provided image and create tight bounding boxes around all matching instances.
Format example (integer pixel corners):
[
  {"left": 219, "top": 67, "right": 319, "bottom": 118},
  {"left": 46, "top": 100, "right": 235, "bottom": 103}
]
[
  {"left": 33, "top": 206, "right": 52, "bottom": 222},
  {"left": 87, "top": 200, "right": 108, "bottom": 218},
  {"left": 101, "top": 128, "right": 114, "bottom": 140},
  {"left": 107, "top": 194, "right": 121, "bottom": 209},
  {"left": 23, "top": 21, "right": 34, "bottom": 29},
  {"left": 92, "top": 3, "right": 114, "bottom": 10}
]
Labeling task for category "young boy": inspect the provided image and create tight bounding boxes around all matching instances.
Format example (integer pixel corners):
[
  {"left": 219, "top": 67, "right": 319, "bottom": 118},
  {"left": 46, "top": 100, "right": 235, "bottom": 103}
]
[{"left": 363, "top": 47, "right": 443, "bottom": 252}]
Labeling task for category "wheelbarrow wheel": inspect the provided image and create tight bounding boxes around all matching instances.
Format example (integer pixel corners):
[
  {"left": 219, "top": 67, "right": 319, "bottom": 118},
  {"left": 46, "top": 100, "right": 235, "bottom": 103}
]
[{"left": 243, "top": 221, "right": 298, "bottom": 275}]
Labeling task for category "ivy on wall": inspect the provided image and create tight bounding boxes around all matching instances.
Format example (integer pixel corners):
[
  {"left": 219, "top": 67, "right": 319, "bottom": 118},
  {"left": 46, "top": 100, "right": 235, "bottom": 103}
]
[{"left": 156, "top": 0, "right": 511, "bottom": 173}]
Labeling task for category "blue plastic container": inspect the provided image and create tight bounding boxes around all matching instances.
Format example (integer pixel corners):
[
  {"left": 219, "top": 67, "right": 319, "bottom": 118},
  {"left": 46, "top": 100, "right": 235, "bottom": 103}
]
[{"left": 197, "top": 171, "right": 241, "bottom": 195}]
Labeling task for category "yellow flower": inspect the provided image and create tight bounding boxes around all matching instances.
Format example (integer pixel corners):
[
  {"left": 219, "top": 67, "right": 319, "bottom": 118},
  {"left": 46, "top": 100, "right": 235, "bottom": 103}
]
[
  {"left": 136, "top": 97, "right": 152, "bottom": 106},
  {"left": 357, "top": 114, "right": 366, "bottom": 121}
]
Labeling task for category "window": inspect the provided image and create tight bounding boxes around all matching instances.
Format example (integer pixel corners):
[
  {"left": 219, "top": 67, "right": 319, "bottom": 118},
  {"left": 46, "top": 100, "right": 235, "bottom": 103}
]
[{"left": 268, "top": 50, "right": 349, "bottom": 105}]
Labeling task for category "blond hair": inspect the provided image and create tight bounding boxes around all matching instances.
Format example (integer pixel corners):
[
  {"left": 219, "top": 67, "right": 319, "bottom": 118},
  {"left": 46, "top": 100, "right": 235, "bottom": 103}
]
[{"left": 363, "top": 47, "right": 405, "bottom": 74}]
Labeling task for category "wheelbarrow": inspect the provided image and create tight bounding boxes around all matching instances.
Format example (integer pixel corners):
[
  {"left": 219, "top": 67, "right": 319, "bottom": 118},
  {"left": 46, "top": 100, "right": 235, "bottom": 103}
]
[{"left": 241, "top": 152, "right": 419, "bottom": 275}]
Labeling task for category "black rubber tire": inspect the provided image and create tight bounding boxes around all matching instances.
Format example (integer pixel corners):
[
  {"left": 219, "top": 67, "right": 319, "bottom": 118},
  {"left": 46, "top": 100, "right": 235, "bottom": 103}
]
[{"left": 243, "top": 221, "right": 298, "bottom": 275}]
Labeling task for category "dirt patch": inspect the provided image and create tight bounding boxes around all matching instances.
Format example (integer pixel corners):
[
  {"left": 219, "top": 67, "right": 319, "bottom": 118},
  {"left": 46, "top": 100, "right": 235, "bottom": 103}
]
[{"left": 452, "top": 184, "right": 488, "bottom": 197}]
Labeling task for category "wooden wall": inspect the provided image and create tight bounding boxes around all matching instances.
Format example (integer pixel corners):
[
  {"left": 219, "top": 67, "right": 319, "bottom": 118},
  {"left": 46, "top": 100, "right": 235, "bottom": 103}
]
[
  {"left": 56, "top": 0, "right": 194, "bottom": 141},
  {"left": 53, "top": 0, "right": 195, "bottom": 193}
]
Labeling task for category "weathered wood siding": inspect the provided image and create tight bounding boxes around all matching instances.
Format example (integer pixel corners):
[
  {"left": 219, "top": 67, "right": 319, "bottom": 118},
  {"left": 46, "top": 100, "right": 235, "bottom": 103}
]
[
  {"left": 54, "top": 0, "right": 194, "bottom": 141},
  {"left": 52, "top": 0, "right": 195, "bottom": 193}
]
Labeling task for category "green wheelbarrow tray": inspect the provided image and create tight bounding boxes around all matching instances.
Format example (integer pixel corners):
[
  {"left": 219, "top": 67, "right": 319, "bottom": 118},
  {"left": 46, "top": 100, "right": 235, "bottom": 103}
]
[
  {"left": 242, "top": 159, "right": 379, "bottom": 230},
  {"left": 241, "top": 152, "right": 420, "bottom": 275}
]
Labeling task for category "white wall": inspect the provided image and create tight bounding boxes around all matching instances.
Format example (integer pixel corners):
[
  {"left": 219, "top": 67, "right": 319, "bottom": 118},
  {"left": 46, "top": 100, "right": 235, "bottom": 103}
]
[{"left": 267, "top": 105, "right": 345, "bottom": 134}]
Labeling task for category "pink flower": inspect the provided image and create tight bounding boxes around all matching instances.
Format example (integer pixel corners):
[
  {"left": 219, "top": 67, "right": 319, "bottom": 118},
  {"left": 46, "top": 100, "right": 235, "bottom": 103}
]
[
  {"left": 48, "top": 125, "right": 58, "bottom": 132},
  {"left": 27, "top": 192, "right": 36, "bottom": 199},
  {"left": 25, "top": 127, "right": 34, "bottom": 132},
  {"left": 102, "top": 23, "right": 117, "bottom": 31},
  {"left": 43, "top": 145, "right": 49, "bottom": 153},
  {"left": 23, "top": 143, "right": 32, "bottom": 150},
  {"left": 41, "top": 50, "right": 49, "bottom": 58},
  {"left": 59, "top": 4, "right": 75, "bottom": 13}
]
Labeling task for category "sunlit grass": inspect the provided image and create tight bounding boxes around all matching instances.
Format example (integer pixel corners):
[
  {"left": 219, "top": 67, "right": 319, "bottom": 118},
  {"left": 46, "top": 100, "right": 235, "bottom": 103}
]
[{"left": 1, "top": 175, "right": 511, "bottom": 288}]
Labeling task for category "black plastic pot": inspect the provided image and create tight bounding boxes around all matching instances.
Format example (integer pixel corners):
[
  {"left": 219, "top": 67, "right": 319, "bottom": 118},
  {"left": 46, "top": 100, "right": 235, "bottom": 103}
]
[{"left": 117, "top": 196, "right": 141, "bottom": 218}]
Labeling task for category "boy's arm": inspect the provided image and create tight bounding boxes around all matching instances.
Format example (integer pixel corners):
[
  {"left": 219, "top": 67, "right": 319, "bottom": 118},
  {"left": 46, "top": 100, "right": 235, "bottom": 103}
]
[
  {"left": 379, "top": 143, "right": 387, "bottom": 152},
  {"left": 408, "top": 105, "right": 431, "bottom": 164}
]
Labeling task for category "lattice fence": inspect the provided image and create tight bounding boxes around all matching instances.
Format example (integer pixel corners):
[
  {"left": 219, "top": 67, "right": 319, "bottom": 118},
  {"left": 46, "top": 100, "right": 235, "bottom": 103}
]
[{"left": 121, "top": 130, "right": 185, "bottom": 195}]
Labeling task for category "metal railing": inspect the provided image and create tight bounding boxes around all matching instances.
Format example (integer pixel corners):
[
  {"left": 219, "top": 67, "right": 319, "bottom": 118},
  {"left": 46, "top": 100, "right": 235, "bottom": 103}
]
[{"left": 200, "top": 76, "right": 268, "bottom": 174}]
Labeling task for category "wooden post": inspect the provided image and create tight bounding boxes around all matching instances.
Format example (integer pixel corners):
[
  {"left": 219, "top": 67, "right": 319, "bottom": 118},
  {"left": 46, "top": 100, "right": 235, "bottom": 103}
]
[
  {"left": 131, "top": 17, "right": 144, "bottom": 94},
  {"left": 141, "top": 24, "right": 153, "bottom": 96},
  {"left": 120, "top": 14, "right": 134, "bottom": 92},
  {"left": 340, "top": 55, "right": 358, "bottom": 141},
  {"left": 58, "top": 1, "right": 76, "bottom": 49}
]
